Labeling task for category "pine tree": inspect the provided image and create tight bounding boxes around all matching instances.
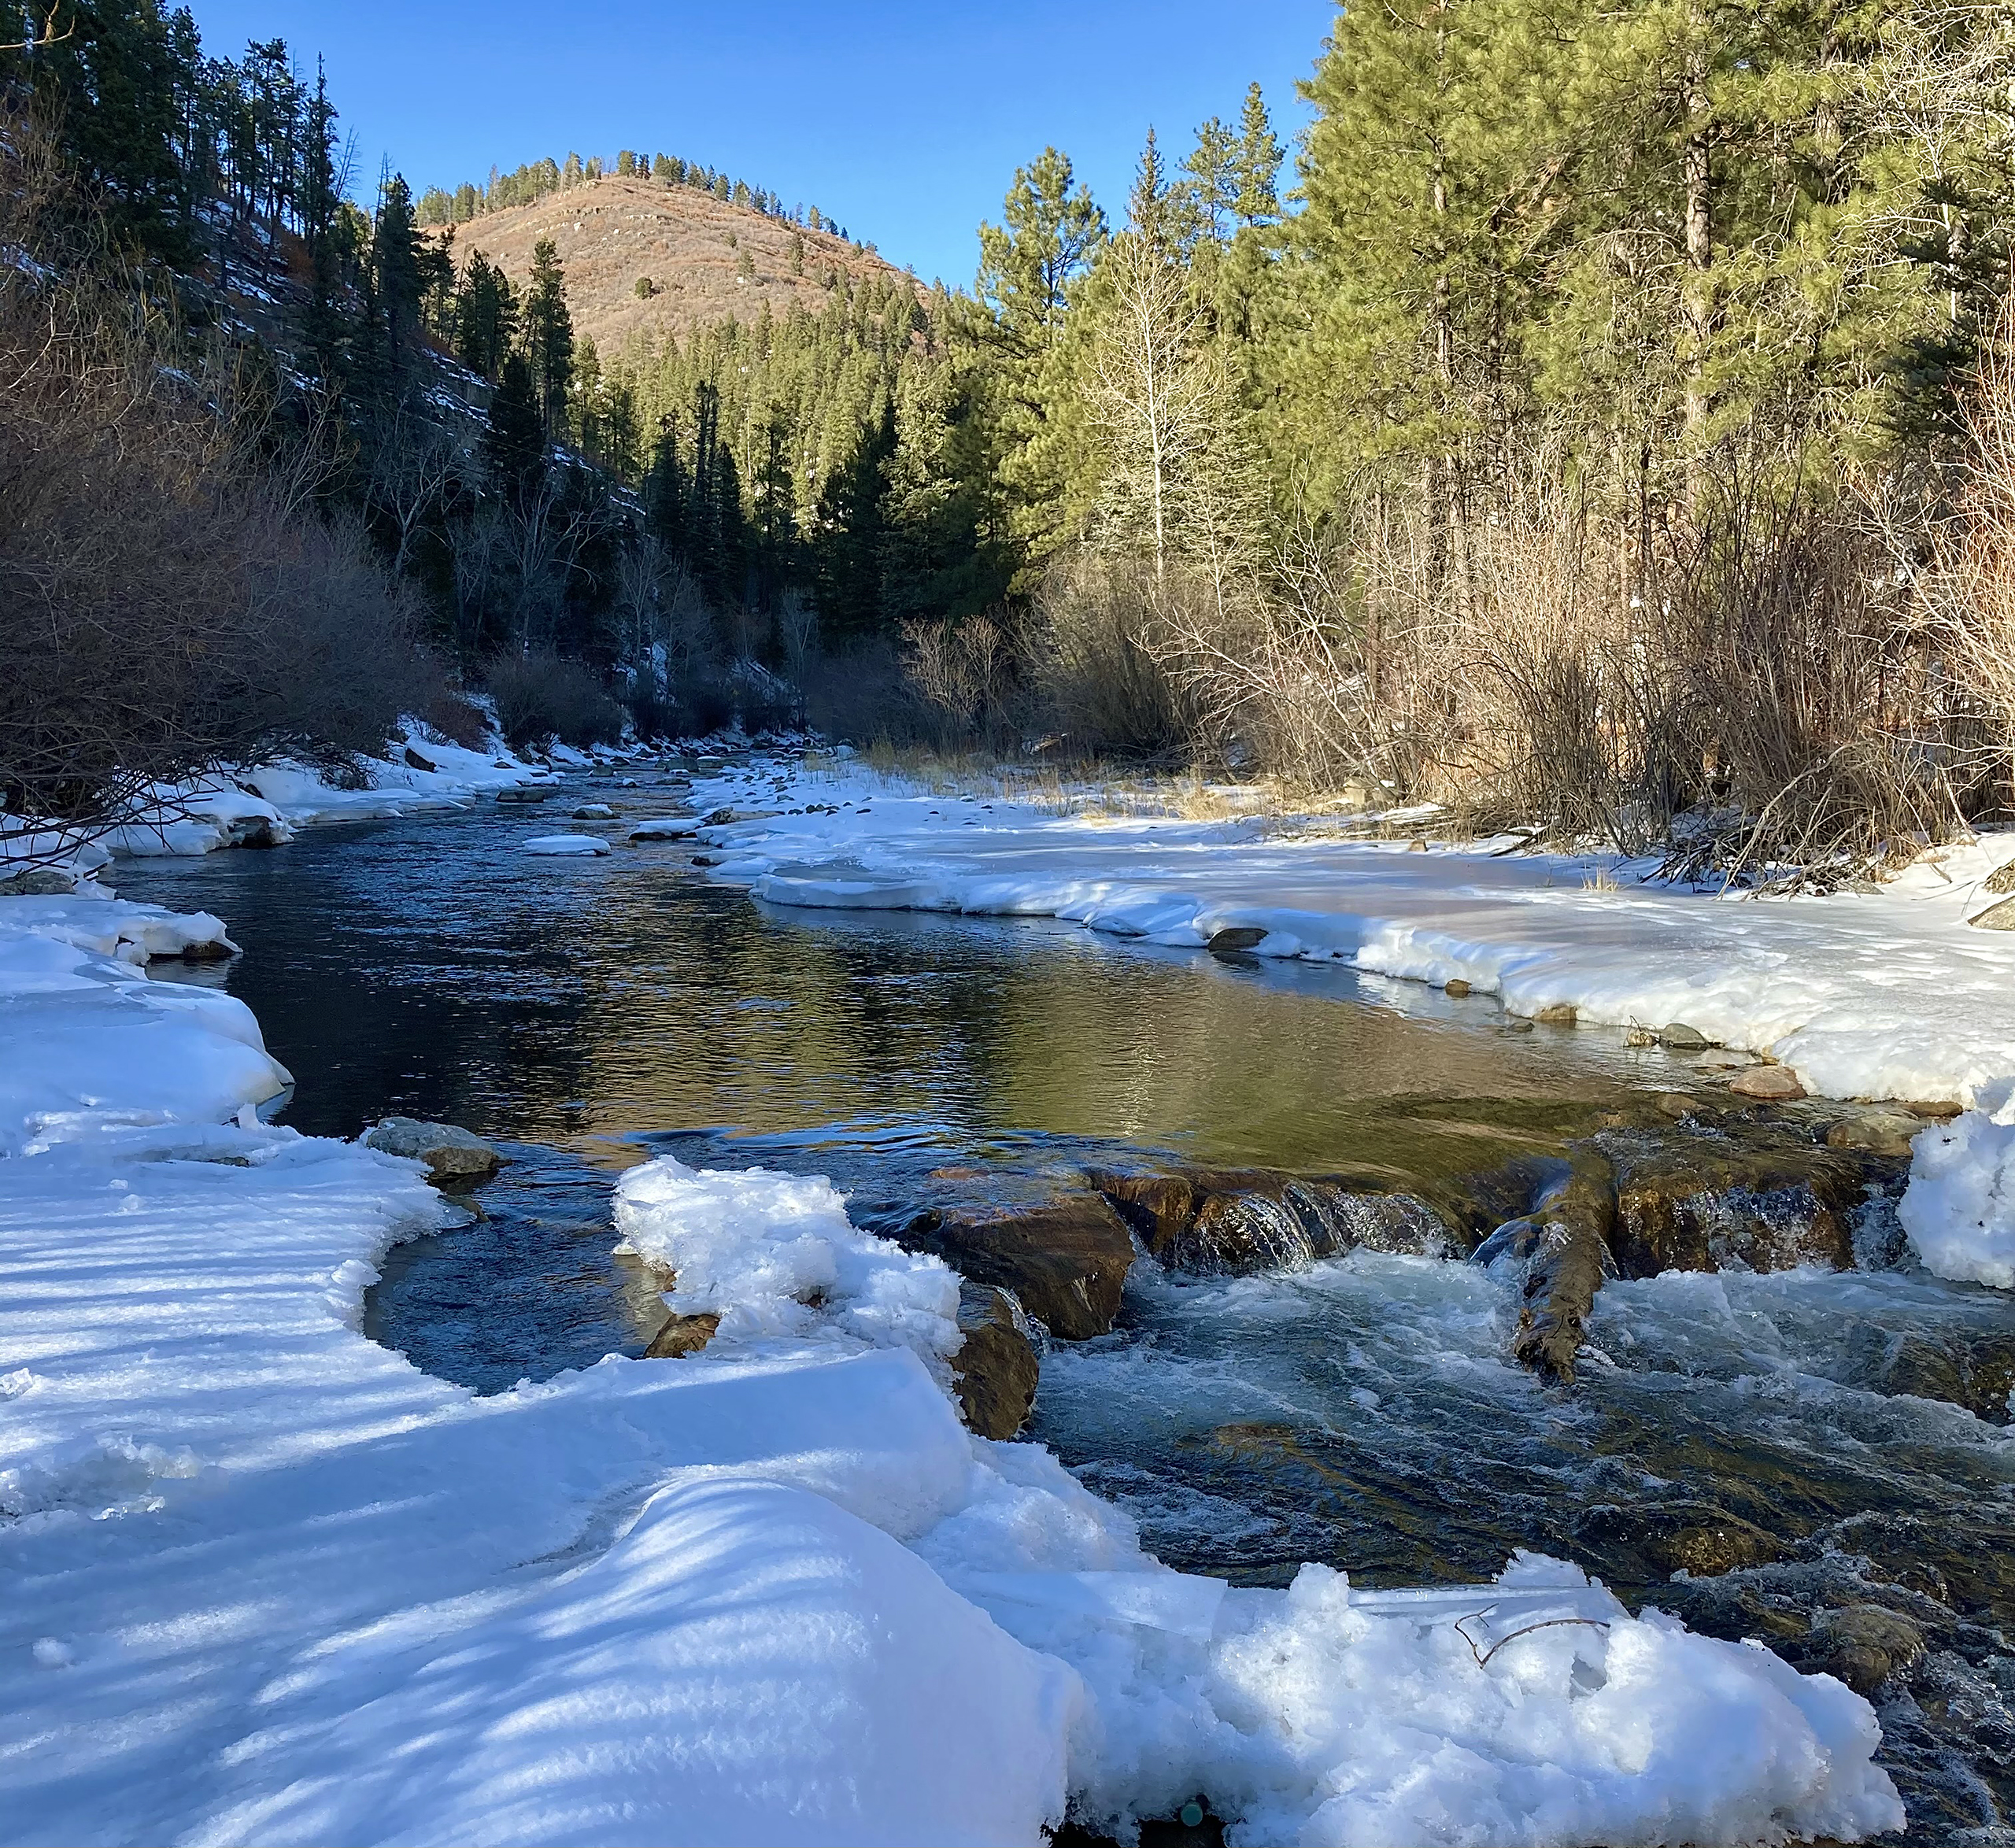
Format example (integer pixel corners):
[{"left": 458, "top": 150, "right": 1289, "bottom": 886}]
[
  {"left": 371, "top": 172, "right": 424, "bottom": 374},
  {"left": 521, "top": 237, "right": 575, "bottom": 435},
  {"left": 1231, "top": 83, "right": 1283, "bottom": 228},
  {"left": 484, "top": 352, "right": 547, "bottom": 509}
]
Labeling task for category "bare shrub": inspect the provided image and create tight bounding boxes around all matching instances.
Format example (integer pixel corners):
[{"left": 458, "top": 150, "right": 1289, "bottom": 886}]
[
  {"left": 0, "top": 104, "right": 443, "bottom": 849},
  {"left": 1927, "top": 291, "right": 2015, "bottom": 811},
  {"left": 1031, "top": 553, "right": 1195, "bottom": 759},
  {"left": 804, "top": 640, "right": 936, "bottom": 747},
  {"left": 901, "top": 609, "right": 1024, "bottom": 748},
  {"left": 485, "top": 652, "right": 625, "bottom": 749}
]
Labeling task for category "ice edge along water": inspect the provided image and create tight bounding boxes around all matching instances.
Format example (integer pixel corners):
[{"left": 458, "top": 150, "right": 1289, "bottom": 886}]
[
  {"left": 0, "top": 758, "right": 1911, "bottom": 1848},
  {"left": 686, "top": 756, "right": 2015, "bottom": 1292}
]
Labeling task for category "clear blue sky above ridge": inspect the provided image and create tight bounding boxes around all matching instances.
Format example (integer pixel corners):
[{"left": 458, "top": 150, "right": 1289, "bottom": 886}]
[{"left": 181, "top": 0, "right": 1337, "bottom": 289}]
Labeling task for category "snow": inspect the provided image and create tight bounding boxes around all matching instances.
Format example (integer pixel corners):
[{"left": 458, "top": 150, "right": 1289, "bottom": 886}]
[
  {"left": 682, "top": 756, "right": 2015, "bottom": 1288},
  {"left": 0, "top": 871, "right": 1907, "bottom": 1843},
  {"left": 1899, "top": 1081, "right": 2015, "bottom": 1288},
  {"left": 0, "top": 897, "right": 287, "bottom": 1156},
  {"left": 614, "top": 1158, "right": 961, "bottom": 1370},
  {"left": 522, "top": 832, "right": 612, "bottom": 856}
]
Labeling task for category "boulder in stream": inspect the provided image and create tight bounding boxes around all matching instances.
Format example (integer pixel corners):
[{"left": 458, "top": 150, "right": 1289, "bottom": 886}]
[
  {"left": 950, "top": 1284, "right": 1041, "bottom": 1439},
  {"left": 893, "top": 1192, "right": 1135, "bottom": 1340},
  {"left": 362, "top": 1116, "right": 502, "bottom": 1184}
]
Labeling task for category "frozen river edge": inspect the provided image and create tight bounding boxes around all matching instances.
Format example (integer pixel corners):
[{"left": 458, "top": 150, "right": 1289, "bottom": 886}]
[{"left": 0, "top": 756, "right": 1952, "bottom": 1846}]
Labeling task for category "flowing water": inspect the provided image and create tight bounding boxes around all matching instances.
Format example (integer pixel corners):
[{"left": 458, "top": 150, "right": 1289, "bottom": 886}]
[{"left": 121, "top": 774, "right": 2015, "bottom": 1842}]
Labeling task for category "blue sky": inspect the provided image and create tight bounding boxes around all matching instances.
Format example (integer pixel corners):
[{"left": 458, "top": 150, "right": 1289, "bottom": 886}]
[{"left": 179, "top": 1, "right": 1337, "bottom": 288}]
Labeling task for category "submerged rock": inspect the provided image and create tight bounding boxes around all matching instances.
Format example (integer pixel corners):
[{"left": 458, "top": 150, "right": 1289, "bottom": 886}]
[
  {"left": 361, "top": 1116, "right": 502, "bottom": 1184},
  {"left": 1604, "top": 1135, "right": 1863, "bottom": 1277},
  {"left": 1808, "top": 1603, "right": 1928, "bottom": 1695},
  {"left": 644, "top": 1309, "right": 720, "bottom": 1358},
  {"left": 1573, "top": 1499, "right": 1788, "bottom": 1580},
  {"left": 893, "top": 1192, "right": 1135, "bottom": 1340},
  {"left": 1728, "top": 1063, "right": 1806, "bottom": 1101},
  {"left": 1826, "top": 1109, "right": 1922, "bottom": 1159},
  {"left": 950, "top": 1284, "right": 1041, "bottom": 1439},
  {"left": 1874, "top": 1332, "right": 2015, "bottom": 1425}
]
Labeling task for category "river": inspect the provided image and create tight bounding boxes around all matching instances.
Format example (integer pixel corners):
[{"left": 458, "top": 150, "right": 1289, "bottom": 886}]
[{"left": 120, "top": 767, "right": 2015, "bottom": 1843}]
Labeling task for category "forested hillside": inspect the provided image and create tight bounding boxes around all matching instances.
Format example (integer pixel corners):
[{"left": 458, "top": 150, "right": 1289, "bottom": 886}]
[{"left": 6, "top": 0, "right": 2015, "bottom": 880}]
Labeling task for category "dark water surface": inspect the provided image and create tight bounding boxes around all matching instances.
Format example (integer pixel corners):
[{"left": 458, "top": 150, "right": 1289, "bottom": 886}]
[{"left": 120, "top": 778, "right": 2015, "bottom": 1841}]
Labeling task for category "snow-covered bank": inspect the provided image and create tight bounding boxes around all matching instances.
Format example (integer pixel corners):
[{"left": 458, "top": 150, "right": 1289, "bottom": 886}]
[
  {"left": 682, "top": 757, "right": 2015, "bottom": 1289},
  {"left": 0, "top": 882, "right": 1907, "bottom": 1844},
  {"left": 0, "top": 897, "right": 288, "bottom": 1157}
]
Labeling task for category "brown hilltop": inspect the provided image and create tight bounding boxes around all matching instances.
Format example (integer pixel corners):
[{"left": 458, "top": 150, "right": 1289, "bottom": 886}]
[{"left": 426, "top": 174, "right": 915, "bottom": 356}]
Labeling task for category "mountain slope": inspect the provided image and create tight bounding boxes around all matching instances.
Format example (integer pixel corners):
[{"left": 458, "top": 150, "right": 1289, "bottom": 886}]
[{"left": 430, "top": 176, "right": 915, "bottom": 354}]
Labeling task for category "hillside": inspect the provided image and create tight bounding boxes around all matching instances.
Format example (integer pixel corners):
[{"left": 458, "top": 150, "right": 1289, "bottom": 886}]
[{"left": 429, "top": 176, "right": 918, "bottom": 354}]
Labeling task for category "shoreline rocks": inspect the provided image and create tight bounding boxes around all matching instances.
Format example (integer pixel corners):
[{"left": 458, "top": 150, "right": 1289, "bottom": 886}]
[{"left": 891, "top": 1192, "right": 1136, "bottom": 1340}]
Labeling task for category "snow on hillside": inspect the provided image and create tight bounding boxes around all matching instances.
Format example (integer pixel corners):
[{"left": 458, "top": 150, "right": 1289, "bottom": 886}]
[{"left": 0, "top": 876, "right": 1906, "bottom": 1845}]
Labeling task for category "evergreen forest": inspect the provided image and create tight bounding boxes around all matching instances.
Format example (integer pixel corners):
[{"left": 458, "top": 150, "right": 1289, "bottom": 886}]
[{"left": 6, "top": 0, "right": 2015, "bottom": 878}]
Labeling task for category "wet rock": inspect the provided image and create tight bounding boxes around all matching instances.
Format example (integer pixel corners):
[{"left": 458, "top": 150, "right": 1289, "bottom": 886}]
[
  {"left": 179, "top": 936, "right": 235, "bottom": 963},
  {"left": 0, "top": 867, "right": 79, "bottom": 896},
  {"left": 644, "top": 1310, "right": 719, "bottom": 1358},
  {"left": 1206, "top": 926, "right": 1268, "bottom": 953},
  {"left": 1826, "top": 1109, "right": 1923, "bottom": 1159},
  {"left": 1905, "top": 1098, "right": 1965, "bottom": 1119},
  {"left": 1605, "top": 1137, "right": 1862, "bottom": 1276},
  {"left": 1967, "top": 893, "right": 2015, "bottom": 930},
  {"left": 361, "top": 1116, "right": 502, "bottom": 1184},
  {"left": 1653, "top": 1091, "right": 1703, "bottom": 1120},
  {"left": 1659, "top": 1022, "right": 1711, "bottom": 1048},
  {"left": 1091, "top": 1166, "right": 1455, "bottom": 1275},
  {"left": 1728, "top": 1063, "right": 1806, "bottom": 1102},
  {"left": 703, "top": 807, "right": 738, "bottom": 826},
  {"left": 1876, "top": 1332, "right": 2015, "bottom": 1425},
  {"left": 1444, "top": 978, "right": 1472, "bottom": 997},
  {"left": 223, "top": 814, "right": 283, "bottom": 848},
  {"left": 1809, "top": 1604, "right": 1928, "bottom": 1694},
  {"left": 1573, "top": 1500, "right": 1788, "bottom": 1580},
  {"left": 494, "top": 787, "right": 551, "bottom": 804},
  {"left": 951, "top": 1284, "right": 1041, "bottom": 1439},
  {"left": 1532, "top": 1003, "right": 1578, "bottom": 1026},
  {"left": 571, "top": 803, "right": 616, "bottom": 821},
  {"left": 1507, "top": 1157, "right": 1616, "bottom": 1382},
  {"left": 894, "top": 1193, "right": 1135, "bottom": 1340}
]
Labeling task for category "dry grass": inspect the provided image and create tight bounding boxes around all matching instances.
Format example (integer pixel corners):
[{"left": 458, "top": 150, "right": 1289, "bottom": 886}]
[{"left": 425, "top": 176, "right": 915, "bottom": 358}]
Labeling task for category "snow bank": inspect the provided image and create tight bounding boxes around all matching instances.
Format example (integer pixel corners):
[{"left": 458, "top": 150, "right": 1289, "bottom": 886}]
[
  {"left": 0, "top": 882, "right": 1906, "bottom": 1844},
  {"left": 1900, "top": 1084, "right": 2015, "bottom": 1288},
  {"left": 615, "top": 1158, "right": 960, "bottom": 1369},
  {"left": 684, "top": 762, "right": 2015, "bottom": 1112},
  {"left": 105, "top": 774, "right": 294, "bottom": 856},
  {"left": 0, "top": 896, "right": 287, "bottom": 1155}
]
